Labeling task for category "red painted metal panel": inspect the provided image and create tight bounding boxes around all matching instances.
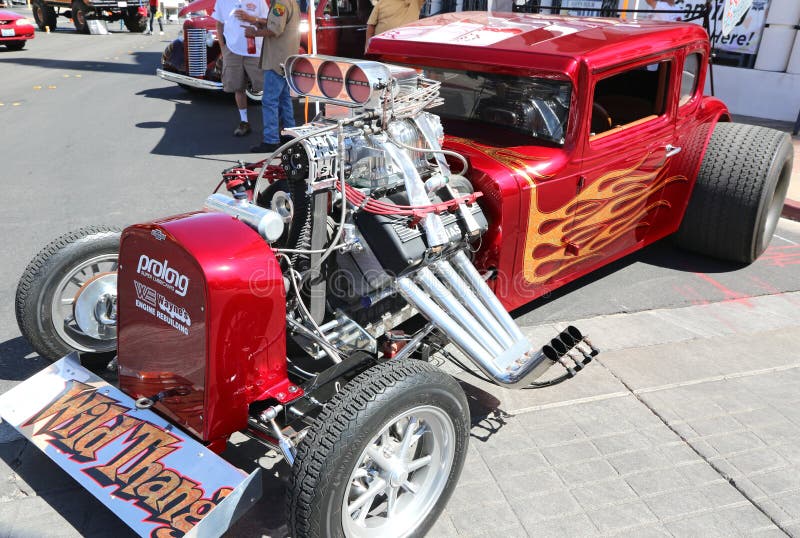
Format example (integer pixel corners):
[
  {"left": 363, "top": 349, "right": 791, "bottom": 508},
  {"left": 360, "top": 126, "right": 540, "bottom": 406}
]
[{"left": 118, "top": 212, "right": 291, "bottom": 444}]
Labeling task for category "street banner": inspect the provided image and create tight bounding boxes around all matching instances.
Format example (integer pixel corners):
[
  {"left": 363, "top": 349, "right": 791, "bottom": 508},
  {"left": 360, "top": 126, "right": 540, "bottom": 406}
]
[
  {"left": 722, "top": 0, "right": 754, "bottom": 36},
  {"left": 681, "top": 0, "right": 769, "bottom": 54},
  {"left": 0, "top": 354, "right": 262, "bottom": 538}
]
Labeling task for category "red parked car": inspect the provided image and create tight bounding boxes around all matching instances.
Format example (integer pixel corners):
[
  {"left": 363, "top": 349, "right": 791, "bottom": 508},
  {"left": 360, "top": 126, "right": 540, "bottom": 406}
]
[
  {"left": 157, "top": 0, "right": 371, "bottom": 98},
  {"left": 5, "top": 12, "right": 792, "bottom": 538},
  {"left": 0, "top": 9, "right": 34, "bottom": 50}
]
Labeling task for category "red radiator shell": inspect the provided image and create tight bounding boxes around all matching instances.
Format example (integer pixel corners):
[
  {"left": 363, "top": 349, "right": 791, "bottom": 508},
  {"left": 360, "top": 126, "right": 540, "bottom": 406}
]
[{"left": 117, "top": 211, "right": 290, "bottom": 444}]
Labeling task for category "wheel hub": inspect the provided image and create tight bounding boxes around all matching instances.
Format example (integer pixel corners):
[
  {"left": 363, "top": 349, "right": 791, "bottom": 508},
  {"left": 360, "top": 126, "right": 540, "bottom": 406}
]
[
  {"left": 73, "top": 272, "right": 118, "bottom": 340},
  {"left": 386, "top": 462, "right": 409, "bottom": 489}
]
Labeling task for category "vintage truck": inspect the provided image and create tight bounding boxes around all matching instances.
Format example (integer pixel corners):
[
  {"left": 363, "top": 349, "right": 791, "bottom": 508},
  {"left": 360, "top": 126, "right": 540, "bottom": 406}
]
[
  {"left": 31, "top": 0, "right": 148, "bottom": 32},
  {"left": 157, "top": 0, "right": 371, "bottom": 99},
  {"left": 4, "top": 11, "right": 792, "bottom": 538}
]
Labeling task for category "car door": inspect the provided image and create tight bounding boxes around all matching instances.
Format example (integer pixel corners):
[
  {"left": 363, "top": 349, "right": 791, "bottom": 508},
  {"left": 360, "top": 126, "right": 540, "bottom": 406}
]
[{"left": 569, "top": 56, "right": 681, "bottom": 273}]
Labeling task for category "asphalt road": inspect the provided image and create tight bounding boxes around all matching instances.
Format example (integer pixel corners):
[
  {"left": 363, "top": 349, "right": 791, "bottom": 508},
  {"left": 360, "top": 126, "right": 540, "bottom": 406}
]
[{"left": 1, "top": 12, "right": 800, "bottom": 537}]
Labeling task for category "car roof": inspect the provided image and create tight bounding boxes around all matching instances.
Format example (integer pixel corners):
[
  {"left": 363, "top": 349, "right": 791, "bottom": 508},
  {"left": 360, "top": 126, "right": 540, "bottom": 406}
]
[{"left": 369, "top": 11, "right": 709, "bottom": 80}]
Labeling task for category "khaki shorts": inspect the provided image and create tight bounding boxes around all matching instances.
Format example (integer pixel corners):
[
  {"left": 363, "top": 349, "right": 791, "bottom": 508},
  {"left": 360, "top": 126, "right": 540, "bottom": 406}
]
[{"left": 221, "top": 48, "right": 264, "bottom": 93}]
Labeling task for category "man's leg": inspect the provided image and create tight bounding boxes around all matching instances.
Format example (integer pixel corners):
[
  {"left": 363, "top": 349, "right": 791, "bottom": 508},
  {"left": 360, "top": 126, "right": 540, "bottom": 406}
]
[
  {"left": 222, "top": 51, "right": 251, "bottom": 136},
  {"left": 277, "top": 78, "right": 296, "bottom": 130},
  {"left": 261, "top": 70, "right": 282, "bottom": 145}
]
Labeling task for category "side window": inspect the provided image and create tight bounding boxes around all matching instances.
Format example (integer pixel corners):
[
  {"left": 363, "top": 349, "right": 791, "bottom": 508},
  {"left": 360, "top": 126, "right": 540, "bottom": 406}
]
[
  {"left": 590, "top": 61, "right": 672, "bottom": 137},
  {"left": 680, "top": 53, "right": 702, "bottom": 106}
]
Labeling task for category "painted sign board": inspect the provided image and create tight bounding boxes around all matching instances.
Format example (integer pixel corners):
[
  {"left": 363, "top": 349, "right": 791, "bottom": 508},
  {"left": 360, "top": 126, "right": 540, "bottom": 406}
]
[
  {"left": 0, "top": 354, "right": 261, "bottom": 538},
  {"left": 722, "top": 0, "right": 755, "bottom": 36},
  {"left": 675, "top": 0, "right": 769, "bottom": 55}
]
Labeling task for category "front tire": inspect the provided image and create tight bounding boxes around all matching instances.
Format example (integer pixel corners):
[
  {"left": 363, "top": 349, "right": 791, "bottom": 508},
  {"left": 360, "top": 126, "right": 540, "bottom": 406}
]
[
  {"left": 674, "top": 122, "right": 793, "bottom": 263},
  {"left": 71, "top": 0, "right": 89, "bottom": 33},
  {"left": 15, "top": 227, "right": 120, "bottom": 361},
  {"left": 5, "top": 40, "right": 26, "bottom": 50},
  {"left": 288, "top": 359, "right": 469, "bottom": 538}
]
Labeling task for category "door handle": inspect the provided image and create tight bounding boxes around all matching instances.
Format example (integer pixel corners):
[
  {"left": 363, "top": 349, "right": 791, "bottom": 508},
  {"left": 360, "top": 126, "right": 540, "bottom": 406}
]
[{"left": 665, "top": 144, "right": 682, "bottom": 158}]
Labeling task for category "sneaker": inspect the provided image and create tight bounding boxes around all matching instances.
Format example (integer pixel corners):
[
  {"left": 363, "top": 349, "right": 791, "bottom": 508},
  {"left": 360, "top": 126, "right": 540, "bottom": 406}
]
[
  {"left": 250, "top": 142, "right": 280, "bottom": 153},
  {"left": 233, "top": 121, "right": 251, "bottom": 137},
  {"left": 144, "top": 29, "right": 152, "bottom": 35},
  {"left": 159, "top": 31, "right": 164, "bottom": 35}
]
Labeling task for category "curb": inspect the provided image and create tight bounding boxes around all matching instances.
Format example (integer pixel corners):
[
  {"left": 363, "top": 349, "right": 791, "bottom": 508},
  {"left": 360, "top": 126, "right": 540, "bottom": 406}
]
[{"left": 784, "top": 199, "right": 800, "bottom": 222}]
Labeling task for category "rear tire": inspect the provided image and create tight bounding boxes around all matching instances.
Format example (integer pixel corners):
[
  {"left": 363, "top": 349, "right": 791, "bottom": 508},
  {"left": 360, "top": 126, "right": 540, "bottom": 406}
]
[
  {"left": 32, "top": 0, "right": 57, "bottom": 31},
  {"left": 674, "top": 122, "right": 793, "bottom": 263},
  {"left": 287, "top": 359, "right": 469, "bottom": 538},
  {"left": 15, "top": 227, "right": 121, "bottom": 361},
  {"left": 5, "top": 40, "right": 26, "bottom": 50},
  {"left": 71, "top": 0, "right": 89, "bottom": 33}
]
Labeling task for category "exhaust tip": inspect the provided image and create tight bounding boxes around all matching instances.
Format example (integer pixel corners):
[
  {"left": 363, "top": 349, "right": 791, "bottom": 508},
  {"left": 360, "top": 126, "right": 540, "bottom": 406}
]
[
  {"left": 549, "top": 338, "right": 567, "bottom": 356},
  {"left": 558, "top": 331, "right": 577, "bottom": 348},
  {"left": 565, "top": 325, "right": 583, "bottom": 342},
  {"left": 542, "top": 345, "right": 560, "bottom": 362}
]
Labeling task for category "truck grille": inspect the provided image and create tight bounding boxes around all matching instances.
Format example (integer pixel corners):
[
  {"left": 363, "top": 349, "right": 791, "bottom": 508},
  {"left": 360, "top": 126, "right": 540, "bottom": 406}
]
[{"left": 185, "top": 28, "right": 207, "bottom": 77}]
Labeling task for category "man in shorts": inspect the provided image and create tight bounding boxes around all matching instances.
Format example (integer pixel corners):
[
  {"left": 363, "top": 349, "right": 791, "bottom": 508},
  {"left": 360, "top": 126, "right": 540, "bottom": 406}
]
[
  {"left": 212, "top": 0, "right": 268, "bottom": 137},
  {"left": 239, "top": 0, "right": 300, "bottom": 153}
]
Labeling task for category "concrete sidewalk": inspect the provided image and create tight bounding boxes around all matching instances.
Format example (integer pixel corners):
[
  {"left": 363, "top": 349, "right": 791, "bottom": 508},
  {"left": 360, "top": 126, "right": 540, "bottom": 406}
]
[
  {"left": 421, "top": 291, "right": 800, "bottom": 537},
  {"left": 735, "top": 116, "right": 800, "bottom": 222}
]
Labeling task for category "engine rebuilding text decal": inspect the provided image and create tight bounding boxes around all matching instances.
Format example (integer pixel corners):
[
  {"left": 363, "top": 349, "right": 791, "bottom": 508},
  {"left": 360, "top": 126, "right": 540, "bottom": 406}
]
[{"left": 0, "top": 356, "right": 259, "bottom": 537}]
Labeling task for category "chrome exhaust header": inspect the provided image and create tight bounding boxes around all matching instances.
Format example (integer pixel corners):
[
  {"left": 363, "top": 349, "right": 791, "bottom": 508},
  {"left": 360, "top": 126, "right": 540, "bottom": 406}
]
[{"left": 396, "top": 254, "right": 596, "bottom": 388}]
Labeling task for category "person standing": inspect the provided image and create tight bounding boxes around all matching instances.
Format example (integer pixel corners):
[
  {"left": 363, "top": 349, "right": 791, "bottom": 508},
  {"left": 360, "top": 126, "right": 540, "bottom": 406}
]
[
  {"left": 213, "top": 0, "right": 268, "bottom": 137},
  {"left": 365, "top": 0, "right": 425, "bottom": 50},
  {"left": 238, "top": 0, "right": 301, "bottom": 153},
  {"left": 144, "top": 0, "right": 164, "bottom": 35}
]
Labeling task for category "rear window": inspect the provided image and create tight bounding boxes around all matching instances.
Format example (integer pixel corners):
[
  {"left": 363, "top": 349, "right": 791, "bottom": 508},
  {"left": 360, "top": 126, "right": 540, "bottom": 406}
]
[
  {"left": 423, "top": 68, "right": 572, "bottom": 146},
  {"left": 680, "top": 53, "right": 702, "bottom": 106}
]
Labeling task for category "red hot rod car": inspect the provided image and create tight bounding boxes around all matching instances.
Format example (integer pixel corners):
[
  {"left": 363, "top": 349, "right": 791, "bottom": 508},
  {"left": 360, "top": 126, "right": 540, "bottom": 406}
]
[
  {"left": 6, "top": 12, "right": 793, "bottom": 538},
  {"left": 157, "top": 0, "right": 372, "bottom": 97}
]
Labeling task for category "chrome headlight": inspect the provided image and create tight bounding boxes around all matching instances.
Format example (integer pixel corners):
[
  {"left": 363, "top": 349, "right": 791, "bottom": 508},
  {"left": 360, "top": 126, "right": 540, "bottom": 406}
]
[
  {"left": 205, "top": 30, "right": 216, "bottom": 48},
  {"left": 298, "top": 19, "right": 309, "bottom": 35},
  {"left": 16, "top": 18, "right": 36, "bottom": 26}
]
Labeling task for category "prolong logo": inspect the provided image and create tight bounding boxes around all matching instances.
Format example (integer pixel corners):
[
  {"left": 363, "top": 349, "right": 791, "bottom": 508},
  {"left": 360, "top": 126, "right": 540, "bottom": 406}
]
[{"left": 137, "top": 255, "right": 189, "bottom": 297}]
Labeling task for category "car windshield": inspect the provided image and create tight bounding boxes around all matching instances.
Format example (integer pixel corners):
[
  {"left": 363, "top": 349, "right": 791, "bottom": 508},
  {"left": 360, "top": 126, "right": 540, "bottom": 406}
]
[{"left": 422, "top": 68, "right": 572, "bottom": 146}]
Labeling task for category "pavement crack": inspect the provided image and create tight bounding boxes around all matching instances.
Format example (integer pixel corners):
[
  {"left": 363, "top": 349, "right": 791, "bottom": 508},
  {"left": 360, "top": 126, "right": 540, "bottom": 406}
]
[{"left": 594, "top": 356, "right": 792, "bottom": 537}]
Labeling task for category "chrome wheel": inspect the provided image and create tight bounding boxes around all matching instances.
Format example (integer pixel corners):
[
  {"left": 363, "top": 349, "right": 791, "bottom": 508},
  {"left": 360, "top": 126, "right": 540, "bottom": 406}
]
[
  {"left": 50, "top": 254, "right": 118, "bottom": 353},
  {"left": 342, "top": 405, "right": 456, "bottom": 537}
]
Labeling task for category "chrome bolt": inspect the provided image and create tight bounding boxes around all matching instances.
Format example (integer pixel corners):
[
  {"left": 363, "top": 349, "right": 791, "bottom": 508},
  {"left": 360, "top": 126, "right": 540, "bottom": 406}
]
[{"left": 288, "top": 385, "right": 298, "bottom": 393}]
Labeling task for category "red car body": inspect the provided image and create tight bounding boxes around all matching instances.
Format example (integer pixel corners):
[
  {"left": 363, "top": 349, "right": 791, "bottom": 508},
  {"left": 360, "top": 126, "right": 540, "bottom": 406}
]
[
  {"left": 157, "top": 0, "right": 370, "bottom": 93},
  {"left": 0, "top": 9, "right": 35, "bottom": 50},
  {"left": 370, "top": 12, "right": 730, "bottom": 311},
  {"left": 142, "top": 13, "right": 732, "bottom": 446}
]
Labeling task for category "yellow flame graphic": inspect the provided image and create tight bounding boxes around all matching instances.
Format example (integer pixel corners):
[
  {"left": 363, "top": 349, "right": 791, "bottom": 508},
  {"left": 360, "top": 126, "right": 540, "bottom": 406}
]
[
  {"left": 448, "top": 138, "right": 688, "bottom": 286},
  {"left": 524, "top": 159, "right": 687, "bottom": 284}
]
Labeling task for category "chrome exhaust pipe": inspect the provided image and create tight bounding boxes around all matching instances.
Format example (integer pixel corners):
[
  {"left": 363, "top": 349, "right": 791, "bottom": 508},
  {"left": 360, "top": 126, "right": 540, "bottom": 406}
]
[
  {"left": 415, "top": 268, "right": 504, "bottom": 356},
  {"left": 397, "top": 273, "right": 546, "bottom": 387},
  {"left": 431, "top": 260, "right": 514, "bottom": 347},
  {"left": 396, "top": 254, "right": 598, "bottom": 389},
  {"left": 397, "top": 256, "right": 553, "bottom": 388},
  {"left": 451, "top": 251, "right": 526, "bottom": 342},
  {"left": 396, "top": 276, "right": 492, "bottom": 364}
]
